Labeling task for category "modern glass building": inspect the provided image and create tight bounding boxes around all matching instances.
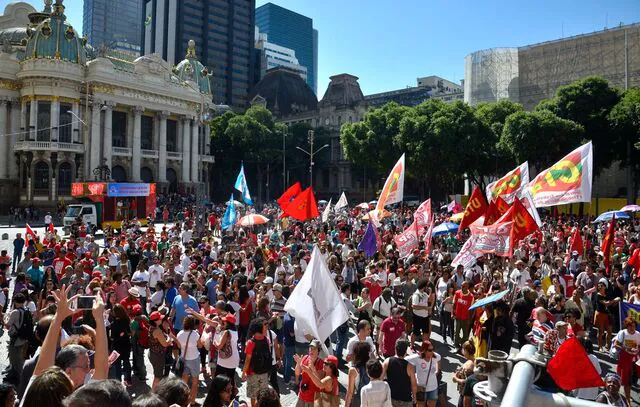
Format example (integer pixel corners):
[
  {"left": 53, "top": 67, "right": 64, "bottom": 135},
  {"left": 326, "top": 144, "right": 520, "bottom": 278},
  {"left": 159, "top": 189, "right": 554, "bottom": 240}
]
[
  {"left": 255, "top": 2, "right": 317, "bottom": 94},
  {"left": 142, "top": 0, "right": 255, "bottom": 109},
  {"left": 83, "top": 0, "right": 142, "bottom": 52}
]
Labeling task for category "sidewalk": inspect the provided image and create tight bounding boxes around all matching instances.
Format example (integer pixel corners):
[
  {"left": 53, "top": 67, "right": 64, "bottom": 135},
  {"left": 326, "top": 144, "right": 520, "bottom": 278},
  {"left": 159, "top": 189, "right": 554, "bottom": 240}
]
[{"left": 0, "top": 216, "right": 56, "bottom": 228}]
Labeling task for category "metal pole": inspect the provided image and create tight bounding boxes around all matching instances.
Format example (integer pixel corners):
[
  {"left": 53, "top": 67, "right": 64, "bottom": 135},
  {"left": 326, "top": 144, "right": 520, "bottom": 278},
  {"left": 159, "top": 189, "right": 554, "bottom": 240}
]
[
  {"left": 282, "top": 128, "right": 286, "bottom": 191},
  {"left": 526, "top": 389, "right": 606, "bottom": 407},
  {"left": 624, "top": 29, "right": 633, "bottom": 204},
  {"left": 500, "top": 344, "right": 537, "bottom": 407},
  {"left": 308, "top": 130, "right": 314, "bottom": 188}
]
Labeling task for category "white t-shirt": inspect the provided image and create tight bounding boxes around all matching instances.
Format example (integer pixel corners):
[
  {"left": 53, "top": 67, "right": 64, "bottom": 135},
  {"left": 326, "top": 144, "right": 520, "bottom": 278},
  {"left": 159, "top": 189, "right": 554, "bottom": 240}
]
[
  {"left": 216, "top": 329, "right": 240, "bottom": 369},
  {"left": 294, "top": 320, "right": 309, "bottom": 344},
  {"left": 177, "top": 329, "right": 201, "bottom": 361},
  {"left": 616, "top": 329, "right": 640, "bottom": 351},
  {"left": 44, "top": 214, "right": 52, "bottom": 225},
  {"left": 132, "top": 270, "right": 150, "bottom": 297},
  {"left": 148, "top": 264, "right": 164, "bottom": 288},
  {"left": 436, "top": 278, "right": 449, "bottom": 301},
  {"left": 412, "top": 290, "right": 430, "bottom": 318},
  {"left": 346, "top": 336, "right": 376, "bottom": 361},
  {"left": 372, "top": 296, "right": 396, "bottom": 324},
  {"left": 407, "top": 352, "right": 441, "bottom": 392}
]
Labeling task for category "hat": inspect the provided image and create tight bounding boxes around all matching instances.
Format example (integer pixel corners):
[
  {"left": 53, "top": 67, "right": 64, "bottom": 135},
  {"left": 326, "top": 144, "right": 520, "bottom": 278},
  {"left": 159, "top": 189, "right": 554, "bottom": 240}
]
[
  {"left": 397, "top": 267, "right": 404, "bottom": 274},
  {"left": 98, "top": 257, "right": 107, "bottom": 263},
  {"left": 392, "top": 278, "right": 402, "bottom": 287},
  {"left": 189, "top": 262, "right": 198, "bottom": 270},
  {"left": 324, "top": 355, "right": 338, "bottom": 367},
  {"left": 571, "top": 250, "right": 579, "bottom": 256},
  {"left": 92, "top": 271, "right": 102, "bottom": 279},
  {"left": 409, "top": 266, "right": 418, "bottom": 273},
  {"left": 533, "top": 280, "right": 541, "bottom": 287},
  {"left": 555, "top": 320, "right": 568, "bottom": 328},
  {"left": 598, "top": 278, "right": 609, "bottom": 288},
  {"left": 132, "top": 304, "right": 143, "bottom": 316},
  {"left": 31, "top": 258, "right": 41, "bottom": 264},
  {"left": 264, "top": 276, "right": 274, "bottom": 285},
  {"left": 150, "top": 311, "right": 163, "bottom": 321},
  {"left": 223, "top": 314, "right": 237, "bottom": 325},
  {"left": 309, "top": 339, "right": 322, "bottom": 349},
  {"left": 128, "top": 287, "right": 140, "bottom": 297},
  {"left": 273, "top": 283, "right": 283, "bottom": 292}
]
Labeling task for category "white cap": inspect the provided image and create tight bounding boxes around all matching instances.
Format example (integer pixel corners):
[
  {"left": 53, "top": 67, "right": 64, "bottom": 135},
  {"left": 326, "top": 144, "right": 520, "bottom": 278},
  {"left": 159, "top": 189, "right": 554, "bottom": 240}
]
[
  {"left": 392, "top": 278, "right": 402, "bottom": 287},
  {"left": 264, "top": 276, "right": 274, "bottom": 284}
]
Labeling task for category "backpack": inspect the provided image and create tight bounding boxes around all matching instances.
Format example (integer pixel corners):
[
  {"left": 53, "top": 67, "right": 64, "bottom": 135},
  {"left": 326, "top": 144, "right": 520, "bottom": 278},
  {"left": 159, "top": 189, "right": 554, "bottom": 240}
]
[
  {"left": 10, "top": 309, "right": 34, "bottom": 344},
  {"left": 219, "top": 331, "right": 233, "bottom": 360},
  {"left": 355, "top": 365, "right": 370, "bottom": 395},
  {"left": 137, "top": 317, "right": 150, "bottom": 349},
  {"left": 250, "top": 337, "right": 272, "bottom": 374}
]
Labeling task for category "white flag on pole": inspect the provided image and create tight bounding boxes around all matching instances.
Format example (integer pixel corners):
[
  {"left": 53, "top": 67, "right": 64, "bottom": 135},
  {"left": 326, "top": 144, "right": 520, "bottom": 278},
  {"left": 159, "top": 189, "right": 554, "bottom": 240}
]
[
  {"left": 284, "top": 245, "right": 349, "bottom": 343},
  {"left": 322, "top": 199, "right": 332, "bottom": 223},
  {"left": 334, "top": 192, "right": 348, "bottom": 211}
]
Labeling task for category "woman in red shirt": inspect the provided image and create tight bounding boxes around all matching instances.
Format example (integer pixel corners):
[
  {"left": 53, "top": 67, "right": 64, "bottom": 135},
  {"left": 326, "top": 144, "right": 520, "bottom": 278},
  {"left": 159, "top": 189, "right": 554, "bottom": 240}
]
[{"left": 294, "top": 340, "right": 325, "bottom": 405}]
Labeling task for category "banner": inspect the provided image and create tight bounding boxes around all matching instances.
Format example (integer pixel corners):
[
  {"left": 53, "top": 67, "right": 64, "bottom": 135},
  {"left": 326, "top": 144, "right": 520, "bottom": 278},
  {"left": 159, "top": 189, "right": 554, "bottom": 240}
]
[
  {"left": 486, "top": 162, "right": 529, "bottom": 203},
  {"left": 107, "top": 183, "right": 151, "bottom": 197},
  {"left": 278, "top": 182, "right": 302, "bottom": 210},
  {"left": 519, "top": 189, "right": 543, "bottom": 227},
  {"left": 322, "top": 199, "right": 332, "bottom": 223},
  {"left": 375, "top": 154, "right": 405, "bottom": 212},
  {"left": 620, "top": 301, "right": 640, "bottom": 329},
  {"left": 414, "top": 199, "right": 432, "bottom": 230},
  {"left": 470, "top": 221, "right": 514, "bottom": 257},
  {"left": 334, "top": 192, "right": 348, "bottom": 211},
  {"left": 484, "top": 196, "right": 510, "bottom": 226},
  {"left": 496, "top": 198, "right": 539, "bottom": 244},
  {"left": 234, "top": 163, "right": 253, "bottom": 205},
  {"left": 527, "top": 141, "right": 593, "bottom": 207},
  {"left": 358, "top": 221, "right": 379, "bottom": 257},
  {"left": 221, "top": 194, "right": 236, "bottom": 230},
  {"left": 283, "top": 187, "right": 319, "bottom": 221},
  {"left": 284, "top": 245, "right": 349, "bottom": 343},
  {"left": 423, "top": 217, "right": 435, "bottom": 255},
  {"left": 460, "top": 186, "right": 488, "bottom": 230},
  {"left": 394, "top": 221, "right": 419, "bottom": 258},
  {"left": 451, "top": 235, "right": 480, "bottom": 269},
  {"left": 602, "top": 214, "right": 616, "bottom": 274}
]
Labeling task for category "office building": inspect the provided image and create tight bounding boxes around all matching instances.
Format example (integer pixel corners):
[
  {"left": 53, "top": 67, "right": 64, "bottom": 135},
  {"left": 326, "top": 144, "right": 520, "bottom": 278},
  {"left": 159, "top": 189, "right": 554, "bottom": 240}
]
[
  {"left": 465, "top": 23, "right": 640, "bottom": 109},
  {"left": 255, "top": 27, "right": 307, "bottom": 83},
  {"left": 83, "top": 0, "right": 142, "bottom": 53},
  {"left": 256, "top": 2, "right": 317, "bottom": 93},
  {"left": 142, "top": 0, "right": 256, "bottom": 109},
  {"left": 365, "top": 75, "right": 464, "bottom": 107}
]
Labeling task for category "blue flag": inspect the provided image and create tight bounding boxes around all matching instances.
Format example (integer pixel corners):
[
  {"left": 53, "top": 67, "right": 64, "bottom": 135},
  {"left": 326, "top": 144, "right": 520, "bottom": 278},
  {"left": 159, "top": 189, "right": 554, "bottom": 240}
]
[
  {"left": 221, "top": 194, "right": 236, "bottom": 230},
  {"left": 358, "top": 222, "right": 378, "bottom": 257},
  {"left": 234, "top": 163, "right": 253, "bottom": 205}
]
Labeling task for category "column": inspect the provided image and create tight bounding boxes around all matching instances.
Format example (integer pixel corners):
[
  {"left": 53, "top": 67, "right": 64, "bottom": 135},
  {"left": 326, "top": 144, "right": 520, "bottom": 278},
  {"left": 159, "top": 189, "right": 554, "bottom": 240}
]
[
  {"left": 103, "top": 102, "right": 114, "bottom": 171},
  {"left": 50, "top": 97, "right": 59, "bottom": 141},
  {"left": 0, "top": 98, "right": 8, "bottom": 179},
  {"left": 190, "top": 119, "right": 199, "bottom": 182},
  {"left": 9, "top": 99, "right": 20, "bottom": 180},
  {"left": 90, "top": 100, "right": 102, "bottom": 177},
  {"left": 181, "top": 117, "right": 191, "bottom": 183},
  {"left": 29, "top": 99, "right": 37, "bottom": 141},
  {"left": 158, "top": 111, "right": 168, "bottom": 182},
  {"left": 131, "top": 106, "right": 144, "bottom": 182},
  {"left": 71, "top": 102, "right": 80, "bottom": 143},
  {"left": 204, "top": 123, "right": 211, "bottom": 155}
]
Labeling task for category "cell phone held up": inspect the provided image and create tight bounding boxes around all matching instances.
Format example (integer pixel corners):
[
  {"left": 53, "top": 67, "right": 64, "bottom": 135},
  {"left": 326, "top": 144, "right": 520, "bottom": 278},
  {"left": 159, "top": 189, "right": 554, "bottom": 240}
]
[{"left": 76, "top": 296, "right": 96, "bottom": 311}]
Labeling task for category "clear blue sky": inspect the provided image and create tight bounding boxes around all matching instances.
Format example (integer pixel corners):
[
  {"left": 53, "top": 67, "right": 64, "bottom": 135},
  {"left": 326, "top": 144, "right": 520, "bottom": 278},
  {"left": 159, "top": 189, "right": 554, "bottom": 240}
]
[{"left": 8, "top": 0, "right": 640, "bottom": 98}]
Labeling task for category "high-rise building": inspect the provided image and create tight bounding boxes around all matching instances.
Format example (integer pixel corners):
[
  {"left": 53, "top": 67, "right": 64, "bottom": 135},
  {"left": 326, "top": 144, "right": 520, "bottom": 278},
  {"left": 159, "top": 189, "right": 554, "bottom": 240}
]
[
  {"left": 142, "top": 0, "right": 256, "bottom": 109},
  {"left": 255, "top": 27, "right": 307, "bottom": 83},
  {"left": 255, "top": 2, "right": 317, "bottom": 93},
  {"left": 83, "top": 0, "right": 142, "bottom": 53}
]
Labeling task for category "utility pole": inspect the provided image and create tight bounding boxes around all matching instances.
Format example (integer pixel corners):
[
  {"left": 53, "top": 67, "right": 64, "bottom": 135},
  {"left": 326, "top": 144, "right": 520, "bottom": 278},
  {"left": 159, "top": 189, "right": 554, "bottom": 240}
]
[
  {"left": 308, "top": 129, "right": 314, "bottom": 188},
  {"left": 282, "top": 127, "right": 286, "bottom": 191}
]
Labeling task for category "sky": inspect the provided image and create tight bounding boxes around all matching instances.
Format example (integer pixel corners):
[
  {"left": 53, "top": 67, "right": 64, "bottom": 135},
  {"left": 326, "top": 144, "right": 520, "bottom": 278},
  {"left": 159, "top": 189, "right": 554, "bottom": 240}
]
[{"left": 6, "top": 0, "right": 640, "bottom": 99}]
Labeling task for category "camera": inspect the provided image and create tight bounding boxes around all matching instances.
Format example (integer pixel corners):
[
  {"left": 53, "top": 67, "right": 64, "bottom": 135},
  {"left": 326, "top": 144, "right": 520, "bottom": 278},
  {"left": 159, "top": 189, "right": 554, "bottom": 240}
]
[{"left": 301, "top": 383, "right": 309, "bottom": 391}]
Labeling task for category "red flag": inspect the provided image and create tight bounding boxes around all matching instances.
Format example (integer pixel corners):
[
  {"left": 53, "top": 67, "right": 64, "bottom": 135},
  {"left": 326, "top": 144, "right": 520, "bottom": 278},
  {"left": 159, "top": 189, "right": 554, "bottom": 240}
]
[
  {"left": 628, "top": 247, "right": 640, "bottom": 275},
  {"left": 483, "top": 196, "right": 510, "bottom": 225},
  {"left": 601, "top": 214, "right": 616, "bottom": 275},
  {"left": 414, "top": 199, "right": 432, "bottom": 229},
  {"left": 394, "top": 221, "right": 419, "bottom": 258},
  {"left": 569, "top": 227, "right": 584, "bottom": 257},
  {"left": 547, "top": 337, "right": 605, "bottom": 391},
  {"left": 470, "top": 221, "right": 514, "bottom": 257},
  {"left": 277, "top": 182, "right": 302, "bottom": 210},
  {"left": 48, "top": 223, "right": 55, "bottom": 234},
  {"left": 496, "top": 198, "right": 539, "bottom": 244},
  {"left": 282, "top": 187, "right": 319, "bottom": 221},
  {"left": 460, "top": 186, "right": 488, "bottom": 230},
  {"left": 423, "top": 218, "right": 435, "bottom": 255},
  {"left": 25, "top": 224, "right": 37, "bottom": 241}
]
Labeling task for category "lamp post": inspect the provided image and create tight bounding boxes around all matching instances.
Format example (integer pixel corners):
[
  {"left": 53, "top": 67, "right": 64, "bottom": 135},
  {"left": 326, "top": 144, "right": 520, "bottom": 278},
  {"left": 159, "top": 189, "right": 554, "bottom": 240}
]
[
  {"left": 282, "top": 127, "right": 287, "bottom": 190},
  {"left": 296, "top": 129, "right": 328, "bottom": 189}
]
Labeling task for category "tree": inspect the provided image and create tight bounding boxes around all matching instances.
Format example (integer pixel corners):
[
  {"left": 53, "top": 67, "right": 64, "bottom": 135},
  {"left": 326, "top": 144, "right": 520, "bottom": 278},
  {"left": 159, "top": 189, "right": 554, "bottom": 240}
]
[
  {"left": 500, "top": 110, "right": 584, "bottom": 171},
  {"left": 536, "top": 76, "right": 621, "bottom": 174},
  {"left": 474, "top": 100, "right": 524, "bottom": 174},
  {"left": 610, "top": 87, "right": 640, "bottom": 201}
]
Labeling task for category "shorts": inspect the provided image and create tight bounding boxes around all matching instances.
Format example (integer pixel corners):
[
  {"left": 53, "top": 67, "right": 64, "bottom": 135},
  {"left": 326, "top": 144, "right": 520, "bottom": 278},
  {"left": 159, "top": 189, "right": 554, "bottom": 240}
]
[
  {"left": 391, "top": 400, "right": 413, "bottom": 407},
  {"left": 416, "top": 387, "right": 438, "bottom": 401},
  {"left": 247, "top": 372, "right": 270, "bottom": 398},
  {"left": 413, "top": 315, "right": 430, "bottom": 336},
  {"left": 594, "top": 311, "right": 611, "bottom": 331},
  {"left": 182, "top": 358, "right": 200, "bottom": 378},
  {"left": 149, "top": 351, "right": 165, "bottom": 379}
]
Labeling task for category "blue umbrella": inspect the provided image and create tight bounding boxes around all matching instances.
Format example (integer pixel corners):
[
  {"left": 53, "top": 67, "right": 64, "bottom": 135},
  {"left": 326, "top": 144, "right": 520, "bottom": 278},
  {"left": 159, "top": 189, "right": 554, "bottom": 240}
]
[
  {"left": 593, "top": 210, "right": 630, "bottom": 223},
  {"left": 468, "top": 289, "right": 511, "bottom": 311},
  {"left": 432, "top": 222, "right": 459, "bottom": 236}
]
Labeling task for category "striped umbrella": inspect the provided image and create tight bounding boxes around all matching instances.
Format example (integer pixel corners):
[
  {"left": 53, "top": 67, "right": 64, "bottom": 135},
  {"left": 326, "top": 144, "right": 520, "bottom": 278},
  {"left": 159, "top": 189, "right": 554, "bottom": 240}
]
[{"left": 237, "top": 214, "right": 269, "bottom": 226}]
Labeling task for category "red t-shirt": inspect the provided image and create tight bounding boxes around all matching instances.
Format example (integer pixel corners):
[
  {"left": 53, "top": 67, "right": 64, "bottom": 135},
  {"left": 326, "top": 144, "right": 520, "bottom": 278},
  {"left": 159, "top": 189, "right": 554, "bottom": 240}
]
[
  {"left": 53, "top": 258, "right": 72, "bottom": 279},
  {"left": 245, "top": 334, "right": 271, "bottom": 375},
  {"left": 239, "top": 300, "right": 253, "bottom": 326},
  {"left": 365, "top": 281, "right": 383, "bottom": 303},
  {"left": 299, "top": 355, "right": 324, "bottom": 402},
  {"left": 120, "top": 297, "right": 141, "bottom": 317},
  {"left": 380, "top": 317, "right": 405, "bottom": 356},
  {"left": 453, "top": 290, "right": 474, "bottom": 320}
]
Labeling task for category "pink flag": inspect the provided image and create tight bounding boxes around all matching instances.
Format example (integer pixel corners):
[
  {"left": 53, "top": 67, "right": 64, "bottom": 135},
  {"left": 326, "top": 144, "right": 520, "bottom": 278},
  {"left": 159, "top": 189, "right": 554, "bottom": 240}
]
[
  {"left": 470, "top": 221, "right": 514, "bottom": 257},
  {"left": 423, "top": 218, "right": 435, "bottom": 255},
  {"left": 394, "top": 221, "right": 419, "bottom": 258},
  {"left": 452, "top": 236, "right": 480, "bottom": 269},
  {"left": 414, "top": 199, "right": 432, "bottom": 229}
]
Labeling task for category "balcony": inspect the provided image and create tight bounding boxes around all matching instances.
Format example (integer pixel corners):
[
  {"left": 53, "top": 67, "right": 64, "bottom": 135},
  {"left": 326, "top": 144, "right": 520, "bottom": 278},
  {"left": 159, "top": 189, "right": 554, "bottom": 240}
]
[
  {"left": 141, "top": 149, "right": 159, "bottom": 159},
  {"left": 167, "top": 151, "right": 183, "bottom": 160},
  {"left": 112, "top": 147, "right": 132, "bottom": 157},
  {"left": 200, "top": 154, "right": 215, "bottom": 163},
  {"left": 14, "top": 140, "right": 84, "bottom": 153}
]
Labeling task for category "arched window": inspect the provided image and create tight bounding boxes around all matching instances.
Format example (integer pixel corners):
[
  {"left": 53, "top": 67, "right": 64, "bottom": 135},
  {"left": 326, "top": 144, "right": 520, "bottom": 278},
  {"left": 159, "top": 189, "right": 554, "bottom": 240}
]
[
  {"left": 58, "top": 162, "right": 72, "bottom": 194},
  {"left": 167, "top": 168, "right": 177, "bottom": 193},
  {"left": 34, "top": 161, "right": 49, "bottom": 194},
  {"left": 141, "top": 167, "right": 153, "bottom": 183},
  {"left": 111, "top": 165, "right": 126, "bottom": 182}
]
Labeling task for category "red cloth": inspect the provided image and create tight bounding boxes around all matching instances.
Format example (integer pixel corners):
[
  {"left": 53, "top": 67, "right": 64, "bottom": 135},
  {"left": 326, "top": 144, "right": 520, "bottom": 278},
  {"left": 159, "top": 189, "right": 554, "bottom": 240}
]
[
  {"left": 364, "top": 280, "right": 382, "bottom": 303},
  {"left": 628, "top": 248, "right": 640, "bottom": 274},
  {"left": 547, "top": 337, "right": 605, "bottom": 391},
  {"left": 379, "top": 317, "right": 405, "bottom": 357},
  {"left": 453, "top": 290, "right": 474, "bottom": 320},
  {"left": 459, "top": 186, "right": 488, "bottom": 230},
  {"left": 569, "top": 228, "right": 584, "bottom": 258},
  {"left": 277, "top": 182, "right": 302, "bottom": 210},
  {"left": 283, "top": 187, "right": 319, "bottom": 221},
  {"left": 602, "top": 215, "right": 616, "bottom": 274}
]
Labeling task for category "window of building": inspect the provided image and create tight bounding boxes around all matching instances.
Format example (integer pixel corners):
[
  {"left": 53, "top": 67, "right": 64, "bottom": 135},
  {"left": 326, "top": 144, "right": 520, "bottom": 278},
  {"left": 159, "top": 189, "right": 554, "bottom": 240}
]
[
  {"left": 37, "top": 101, "right": 51, "bottom": 141},
  {"left": 25, "top": 102, "right": 31, "bottom": 141},
  {"left": 58, "top": 103, "right": 72, "bottom": 142},
  {"left": 322, "top": 169, "right": 330, "bottom": 188},
  {"left": 58, "top": 162, "right": 72, "bottom": 194},
  {"left": 141, "top": 115, "right": 153, "bottom": 150},
  {"left": 112, "top": 111, "right": 127, "bottom": 147},
  {"left": 111, "top": 165, "right": 126, "bottom": 182},
  {"left": 141, "top": 167, "right": 153, "bottom": 183},
  {"left": 34, "top": 161, "right": 49, "bottom": 192},
  {"left": 167, "top": 119, "right": 177, "bottom": 152}
]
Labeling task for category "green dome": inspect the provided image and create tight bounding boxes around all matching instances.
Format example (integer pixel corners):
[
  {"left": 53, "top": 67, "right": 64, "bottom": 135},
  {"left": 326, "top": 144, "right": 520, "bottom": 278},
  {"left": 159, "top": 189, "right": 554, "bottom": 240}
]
[
  {"left": 174, "top": 40, "right": 212, "bottom": 95},
  {"left": 23, "top": 1, "right": 86, "bottom": 64}
]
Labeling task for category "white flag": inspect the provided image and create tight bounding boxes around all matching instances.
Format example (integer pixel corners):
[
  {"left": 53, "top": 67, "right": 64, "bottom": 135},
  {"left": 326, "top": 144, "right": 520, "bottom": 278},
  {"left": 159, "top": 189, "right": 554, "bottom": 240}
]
[
  {"left": 322, "top": 199, "right": 332, "bottom": 223},
  {"left": 284, "top": 245, "right": 349, "bottom": 343},
  {"left": 334, "top": 192, "right": 348, "bottom": 211}
]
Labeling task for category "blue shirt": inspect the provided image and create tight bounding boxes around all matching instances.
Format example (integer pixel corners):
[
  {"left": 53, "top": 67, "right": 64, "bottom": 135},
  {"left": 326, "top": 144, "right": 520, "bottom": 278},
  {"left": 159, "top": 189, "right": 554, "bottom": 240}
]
[
  {"left": 171, "top": 294, "right": 199, "bottom": 330},
  {"left": 283, "top": 313, "right": 296, "bottom": 347},
  {"left": 13, "top": 238, "right": 25, "bottom": 254},
  {"left": 26, "top": 266, "right": 43, "bottom": 288},
  {"left": 165, "top": 287, "right": 177, "bottom": 308},
  {"left": 205, "top": 278, "right": 218, "bottom": 304}
]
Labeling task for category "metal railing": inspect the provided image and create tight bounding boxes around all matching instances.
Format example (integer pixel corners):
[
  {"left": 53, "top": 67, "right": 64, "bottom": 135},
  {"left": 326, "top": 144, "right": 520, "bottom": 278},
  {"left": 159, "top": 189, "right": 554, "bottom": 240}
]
[
  {"left": 167, "top": 151, "right": 183, "bottom": 160},
  {"left": 200, "top": 154, "right": 215, "bottom": 163},
  {"left": 14, "top": 140, "right": 84, "bottom": 152},
  {"left": 112, "top": 147, "right": 132, "bottom": 156},
  {"left": 141, "top": 149, "right": 159, "bottom": 158}
]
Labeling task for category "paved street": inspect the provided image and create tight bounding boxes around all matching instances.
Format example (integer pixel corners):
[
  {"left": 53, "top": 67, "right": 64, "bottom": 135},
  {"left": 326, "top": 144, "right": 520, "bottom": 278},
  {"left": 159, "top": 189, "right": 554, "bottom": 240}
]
[{"left": 0, "top": 224, "right": 634, "bottom": 406}]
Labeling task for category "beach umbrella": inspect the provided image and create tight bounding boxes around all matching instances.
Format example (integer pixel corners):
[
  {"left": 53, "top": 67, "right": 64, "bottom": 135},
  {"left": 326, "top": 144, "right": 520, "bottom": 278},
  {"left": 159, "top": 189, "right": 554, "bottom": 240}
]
[
  {"left": 356, "top": 202, "right": 370, "bottom": 209},
  {"left": 593, "top": 210, "right": 630, "bottom": 223},
  {"left": 237, "top": 214, "right": 269, "bottom": 226},
  {"left": 620, "top": 204, "right": 640, "bottom": 212},
  {"left": 432, "top": 222, "right": 459, "bottom": 236}
]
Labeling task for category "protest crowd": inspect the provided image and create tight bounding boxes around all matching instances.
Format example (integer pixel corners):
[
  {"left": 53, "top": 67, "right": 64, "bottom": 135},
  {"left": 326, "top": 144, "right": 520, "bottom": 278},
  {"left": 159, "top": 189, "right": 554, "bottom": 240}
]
[{"left": 0, "top": 141, "right": 639, "bottom": 407}]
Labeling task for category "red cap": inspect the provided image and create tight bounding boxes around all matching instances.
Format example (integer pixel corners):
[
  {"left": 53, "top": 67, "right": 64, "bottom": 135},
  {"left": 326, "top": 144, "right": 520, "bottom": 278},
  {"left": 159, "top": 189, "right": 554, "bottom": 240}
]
[
  {"left": 324, "top": 355, "right": 338, "bottom": 367},
  {"left": 132, "top": 304, "right": 143, "bottom": 316},
  {"left": 31, "top": 257, "right": 40, "bottom": 264},
  {"left": 150, "top": 311, "right": 162, "bottom": 321},
  {"left": 98, "top": 257, "right": 107, "bottom": 263},
  {"left": 223, "top": 314, "right": 236, "bottom": 325},
  {"left": 92, "top": 271, "right": 102, "bottom": 278},
  {"left": 409, "top": 266, "right": 418, "bottom": 273},
  {"left": 189, "top": 262, "right": 198, "bottom": 270},
  {"left": 397, "top": 267, "right": 404, "bottom": 274}
]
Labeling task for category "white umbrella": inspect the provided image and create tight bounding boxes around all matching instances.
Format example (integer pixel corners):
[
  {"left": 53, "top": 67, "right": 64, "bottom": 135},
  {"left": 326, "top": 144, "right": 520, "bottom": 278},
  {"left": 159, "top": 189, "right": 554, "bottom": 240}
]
[
  {"left": 237, "top": 214, "right": 269, "bottom": 226},
  {"left": 356, "top": 202, "right": 370, "bottom": 209},
  {"left": 233, "top": 200, "right": 245, "bottom": 207}
]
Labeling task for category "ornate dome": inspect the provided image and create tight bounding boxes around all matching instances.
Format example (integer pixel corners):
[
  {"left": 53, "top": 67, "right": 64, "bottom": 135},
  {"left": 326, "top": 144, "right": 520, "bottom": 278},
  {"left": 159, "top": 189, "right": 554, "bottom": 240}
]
[
  {"left": 23, "top": 0, "right": 86, "bottom": 64},
  {"left": 174, "top": 40, "right": 212, "bottom": 96},
  {"left": 248, "top": 67, "right": 318, "bottom": 117}
]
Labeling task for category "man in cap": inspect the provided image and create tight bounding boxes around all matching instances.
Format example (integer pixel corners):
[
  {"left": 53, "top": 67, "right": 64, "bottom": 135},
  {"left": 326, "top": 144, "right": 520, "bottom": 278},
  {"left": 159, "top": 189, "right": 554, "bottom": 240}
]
[
  {"left": 569, "top": 250, "right": 581, "bottom": 276},
  {"left": 121, "top": 287, "right": 141, "bottom": 318}
]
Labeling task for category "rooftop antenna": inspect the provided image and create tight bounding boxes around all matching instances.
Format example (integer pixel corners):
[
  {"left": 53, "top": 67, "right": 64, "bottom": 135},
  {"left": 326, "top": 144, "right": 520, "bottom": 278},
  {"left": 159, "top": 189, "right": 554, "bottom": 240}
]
[{"left": 605, "top": 12, "right": 608, "bottom": 29}]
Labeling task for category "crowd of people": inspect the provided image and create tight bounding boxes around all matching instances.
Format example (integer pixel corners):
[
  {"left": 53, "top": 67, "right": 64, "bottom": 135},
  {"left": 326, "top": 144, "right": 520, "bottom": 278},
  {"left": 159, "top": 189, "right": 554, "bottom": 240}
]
[{"left": 0, "top": 198, "right": 638, "bottom": 407}]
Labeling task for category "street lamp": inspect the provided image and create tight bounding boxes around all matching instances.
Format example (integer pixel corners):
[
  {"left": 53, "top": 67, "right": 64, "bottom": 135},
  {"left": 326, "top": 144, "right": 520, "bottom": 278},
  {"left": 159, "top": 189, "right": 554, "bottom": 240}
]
[
  {"left": 67, "top": 110, "right": 87, "bottom": 127},
  {"left": 296, "top": 130, "right": 328, "bottom": 189}
]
